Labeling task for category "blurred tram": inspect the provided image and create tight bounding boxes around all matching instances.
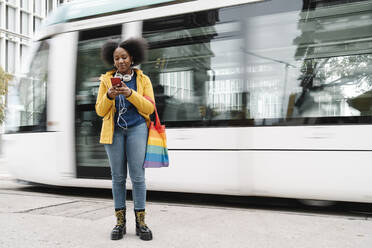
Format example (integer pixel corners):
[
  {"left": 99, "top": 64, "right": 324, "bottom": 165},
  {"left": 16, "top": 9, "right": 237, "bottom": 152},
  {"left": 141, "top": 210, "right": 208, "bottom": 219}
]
[{"left": 4, "top": 0, "right": 372, "bottom": 203}]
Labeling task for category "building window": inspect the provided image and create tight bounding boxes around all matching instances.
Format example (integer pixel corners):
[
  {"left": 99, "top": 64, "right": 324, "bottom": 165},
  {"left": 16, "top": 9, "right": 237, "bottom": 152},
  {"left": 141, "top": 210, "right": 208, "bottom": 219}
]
[
  {"left": 33, "top": 17, "right": 42, "bottom": 33},
  {"left": 0, "top": 3, "right": 3, "bottom": 29},
  {"left": 5, "top": 40, "right": 16, "bottom": 73},
  {"left": 21, "top": 0, "right": 30, "bottom": 11},
  {"left": 34, "top": 0, "right": 42, "bottom": 16},
  {"left": 20, "top": 12, "right": 30, "bottom": 36},
  {"left": 0, "top": 38, "right": 3, "bottom": 62},
  {"left": 6, "top": 6, "right": 16, "bottom": 32},
  {"left": 6, "top": 0, "right": 17, "bottom": 5},
  {"left": 20, "top": 44, "right": 29, "bottom": 73},
  {"left": 48, "top": 0, "right": 54, "bottom": 12}
]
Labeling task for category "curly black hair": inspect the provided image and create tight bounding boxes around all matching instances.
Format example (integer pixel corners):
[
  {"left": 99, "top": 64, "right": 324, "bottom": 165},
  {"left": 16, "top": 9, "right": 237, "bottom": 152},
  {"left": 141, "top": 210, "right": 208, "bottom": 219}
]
[{"left": 101, "top": 38, "right": 148, "bottom": 67}]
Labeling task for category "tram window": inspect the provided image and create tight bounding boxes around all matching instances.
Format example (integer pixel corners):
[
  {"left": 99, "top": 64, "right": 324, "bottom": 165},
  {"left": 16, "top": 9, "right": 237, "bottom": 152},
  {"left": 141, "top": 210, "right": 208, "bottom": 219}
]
[
  {"left": 75, "top": 24, "right": 121, "bottom": 177},
  {"left": 142, "top": 0, "right": 372, "bottom": 127},
  {"left": 5, "top": 41, "right": 49, "bottom": 133},
  {"left": 244, "top": 0, "right": 372, "bottom": 126},
  {"left": 142, "top": 7, "right": 245, "bottom": 127}
]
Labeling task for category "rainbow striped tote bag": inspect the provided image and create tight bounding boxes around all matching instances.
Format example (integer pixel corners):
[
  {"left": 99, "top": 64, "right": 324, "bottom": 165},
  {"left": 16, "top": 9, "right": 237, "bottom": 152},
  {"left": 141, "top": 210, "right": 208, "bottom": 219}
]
[{"left": 143, "top": 96, "right": 169, "bottom": 168}]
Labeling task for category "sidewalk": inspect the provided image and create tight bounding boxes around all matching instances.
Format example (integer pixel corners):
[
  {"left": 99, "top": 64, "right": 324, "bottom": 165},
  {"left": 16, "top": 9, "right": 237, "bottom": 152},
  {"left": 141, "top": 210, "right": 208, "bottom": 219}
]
[
  {"left": 0, "top": 180, "right": 372, "bottom": 248},
  {"left": 0, "top": 156, "right": 10, "bottom": 179}
]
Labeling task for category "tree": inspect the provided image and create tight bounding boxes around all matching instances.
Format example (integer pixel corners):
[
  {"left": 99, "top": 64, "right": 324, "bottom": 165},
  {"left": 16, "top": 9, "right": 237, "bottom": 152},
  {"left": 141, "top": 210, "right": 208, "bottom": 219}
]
[{"left": 0, "top": 66, "right": 13, "bottom": 125}]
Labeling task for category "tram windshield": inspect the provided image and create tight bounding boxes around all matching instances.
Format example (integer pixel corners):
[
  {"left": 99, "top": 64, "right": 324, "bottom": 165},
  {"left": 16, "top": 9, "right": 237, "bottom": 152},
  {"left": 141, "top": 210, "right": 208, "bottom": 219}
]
[{"left": 5, "top": 41, "right": 49, "bottom": 133}]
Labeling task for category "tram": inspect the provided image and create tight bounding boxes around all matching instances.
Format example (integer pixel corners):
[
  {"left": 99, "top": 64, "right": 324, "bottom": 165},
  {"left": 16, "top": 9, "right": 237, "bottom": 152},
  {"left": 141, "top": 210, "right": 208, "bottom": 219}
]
[{"left": 3, "top": 0, "right": 372, "bottom": 203}]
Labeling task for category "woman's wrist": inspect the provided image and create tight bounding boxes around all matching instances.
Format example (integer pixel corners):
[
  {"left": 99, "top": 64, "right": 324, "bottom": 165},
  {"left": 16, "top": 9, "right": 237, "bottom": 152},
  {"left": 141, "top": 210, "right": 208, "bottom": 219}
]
[
  {"left": 107, "top": 92, "right": 114, "bottom": 100},
  {"left": 127, "top": 89, "right": 133, "bottom": 97}
]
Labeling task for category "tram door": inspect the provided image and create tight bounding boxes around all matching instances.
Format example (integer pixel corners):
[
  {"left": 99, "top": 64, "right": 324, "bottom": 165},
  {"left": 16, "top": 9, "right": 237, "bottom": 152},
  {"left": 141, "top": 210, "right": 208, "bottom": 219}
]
[{"left": 74, "top": 25, "right": 123, "bottom": 179}]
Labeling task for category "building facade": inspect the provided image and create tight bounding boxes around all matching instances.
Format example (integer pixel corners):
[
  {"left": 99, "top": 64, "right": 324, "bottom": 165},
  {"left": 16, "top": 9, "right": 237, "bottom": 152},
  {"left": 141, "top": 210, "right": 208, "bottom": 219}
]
[
  {"left": 0, "top": 0, "right": 73, "bottom": 77},
  {"left": 0, "top": 0, "right": 74, "bottom": 134}
]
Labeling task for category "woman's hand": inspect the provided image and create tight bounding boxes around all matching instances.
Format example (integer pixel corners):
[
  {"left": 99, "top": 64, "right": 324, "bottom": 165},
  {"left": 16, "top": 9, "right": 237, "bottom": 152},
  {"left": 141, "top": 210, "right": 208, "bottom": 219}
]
[
  {"left": 115, "top": 83, "right": 132, "bottom": 97},
  {"left": 107, "top": 86, "right": 118, "bottom": 100}
]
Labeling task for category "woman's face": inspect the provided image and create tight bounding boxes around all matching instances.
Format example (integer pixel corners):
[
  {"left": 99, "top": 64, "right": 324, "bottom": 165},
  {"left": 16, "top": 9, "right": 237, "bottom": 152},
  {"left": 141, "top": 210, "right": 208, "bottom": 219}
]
[{"left": 113, "top": 47, "right": 132, "bottom": 74}]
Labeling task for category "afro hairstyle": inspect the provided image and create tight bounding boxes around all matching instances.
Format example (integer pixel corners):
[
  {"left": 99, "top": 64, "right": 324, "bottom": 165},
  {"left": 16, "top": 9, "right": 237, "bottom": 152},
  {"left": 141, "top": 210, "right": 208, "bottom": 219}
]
[{"left": 101, "top": 38, "right": 148, "bottom": 67}]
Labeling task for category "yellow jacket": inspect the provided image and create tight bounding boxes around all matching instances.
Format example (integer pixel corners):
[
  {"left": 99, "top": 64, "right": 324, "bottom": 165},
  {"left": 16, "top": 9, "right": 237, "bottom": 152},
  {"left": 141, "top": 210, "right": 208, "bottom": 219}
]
[{"left": 95, "top": 68, "right": 155, "bottom": 144}]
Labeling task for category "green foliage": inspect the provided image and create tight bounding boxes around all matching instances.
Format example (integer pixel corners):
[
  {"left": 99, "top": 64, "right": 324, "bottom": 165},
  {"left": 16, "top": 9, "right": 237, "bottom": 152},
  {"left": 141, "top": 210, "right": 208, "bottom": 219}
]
[{"left": 0, "top": 67, "right": 13, "bottom": 125}]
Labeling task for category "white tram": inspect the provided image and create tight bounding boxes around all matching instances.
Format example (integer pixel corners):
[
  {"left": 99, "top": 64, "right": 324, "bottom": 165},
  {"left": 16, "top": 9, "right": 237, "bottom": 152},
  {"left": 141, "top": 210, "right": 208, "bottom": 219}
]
[{"left": 4, "top": 0, "right": 372, "bottom": 203}]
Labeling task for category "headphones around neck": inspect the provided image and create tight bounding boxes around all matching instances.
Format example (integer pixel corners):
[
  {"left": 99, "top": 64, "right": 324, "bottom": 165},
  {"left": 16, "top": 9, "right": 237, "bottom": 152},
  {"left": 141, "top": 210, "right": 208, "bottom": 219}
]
[
  {"left": 116, "top": 70, "right": 134, "bottom": 82},
  {"left": 122, "top": 74, "right": 132, "bottom": 82}
]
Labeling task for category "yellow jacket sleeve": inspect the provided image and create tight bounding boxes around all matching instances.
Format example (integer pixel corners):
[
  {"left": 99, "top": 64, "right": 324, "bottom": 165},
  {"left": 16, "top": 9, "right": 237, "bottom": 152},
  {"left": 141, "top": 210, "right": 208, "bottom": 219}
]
[
  {"left": 126, "top": 74, "right": 155, "bottom": 115},
  {"left": 95, "top": 76, "right": 114, "bottom": 117}
]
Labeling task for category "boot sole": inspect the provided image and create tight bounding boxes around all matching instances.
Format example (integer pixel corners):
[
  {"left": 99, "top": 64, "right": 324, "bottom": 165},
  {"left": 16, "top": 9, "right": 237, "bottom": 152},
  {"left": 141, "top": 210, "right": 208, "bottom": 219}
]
[
  {"left": 111, "top": 228, "right": 126, "bottom": 240},
  {"left": 136, "top": 229, "right": 153, "bottom": 241},
  {"left": 111, "top": 233, "right": 123, "bottom": 240}
]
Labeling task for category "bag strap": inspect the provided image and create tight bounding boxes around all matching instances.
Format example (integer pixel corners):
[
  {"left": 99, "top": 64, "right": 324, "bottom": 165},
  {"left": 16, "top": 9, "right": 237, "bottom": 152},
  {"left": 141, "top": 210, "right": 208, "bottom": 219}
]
[{"left": 144, "top": 96, "right": 162, "bottom": 128}]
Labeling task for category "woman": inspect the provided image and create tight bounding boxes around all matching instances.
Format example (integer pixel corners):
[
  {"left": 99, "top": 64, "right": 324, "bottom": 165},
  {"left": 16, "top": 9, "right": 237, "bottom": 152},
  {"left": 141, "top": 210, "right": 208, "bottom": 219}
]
[{"left": 95, "top": 38, "right": 154, "bottom": 241}]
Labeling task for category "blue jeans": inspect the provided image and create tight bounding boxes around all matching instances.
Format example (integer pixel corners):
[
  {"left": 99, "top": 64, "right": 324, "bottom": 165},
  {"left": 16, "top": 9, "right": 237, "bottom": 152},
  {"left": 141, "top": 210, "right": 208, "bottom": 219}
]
[{"left": 104, "top": 122, "right": 148, "bottom": 210}]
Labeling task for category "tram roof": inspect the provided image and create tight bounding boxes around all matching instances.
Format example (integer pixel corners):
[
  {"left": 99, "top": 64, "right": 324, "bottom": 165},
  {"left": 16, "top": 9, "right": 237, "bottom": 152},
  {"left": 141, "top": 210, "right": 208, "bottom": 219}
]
[{"left": 45, "top": 0, "right": 177, "bottom": 25}]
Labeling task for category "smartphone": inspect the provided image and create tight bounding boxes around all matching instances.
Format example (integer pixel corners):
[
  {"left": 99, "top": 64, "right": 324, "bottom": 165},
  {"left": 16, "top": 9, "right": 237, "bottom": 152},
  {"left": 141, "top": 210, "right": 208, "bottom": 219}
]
[{"left": 111, "top": 77, "right": 122, "bottom": 87}]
